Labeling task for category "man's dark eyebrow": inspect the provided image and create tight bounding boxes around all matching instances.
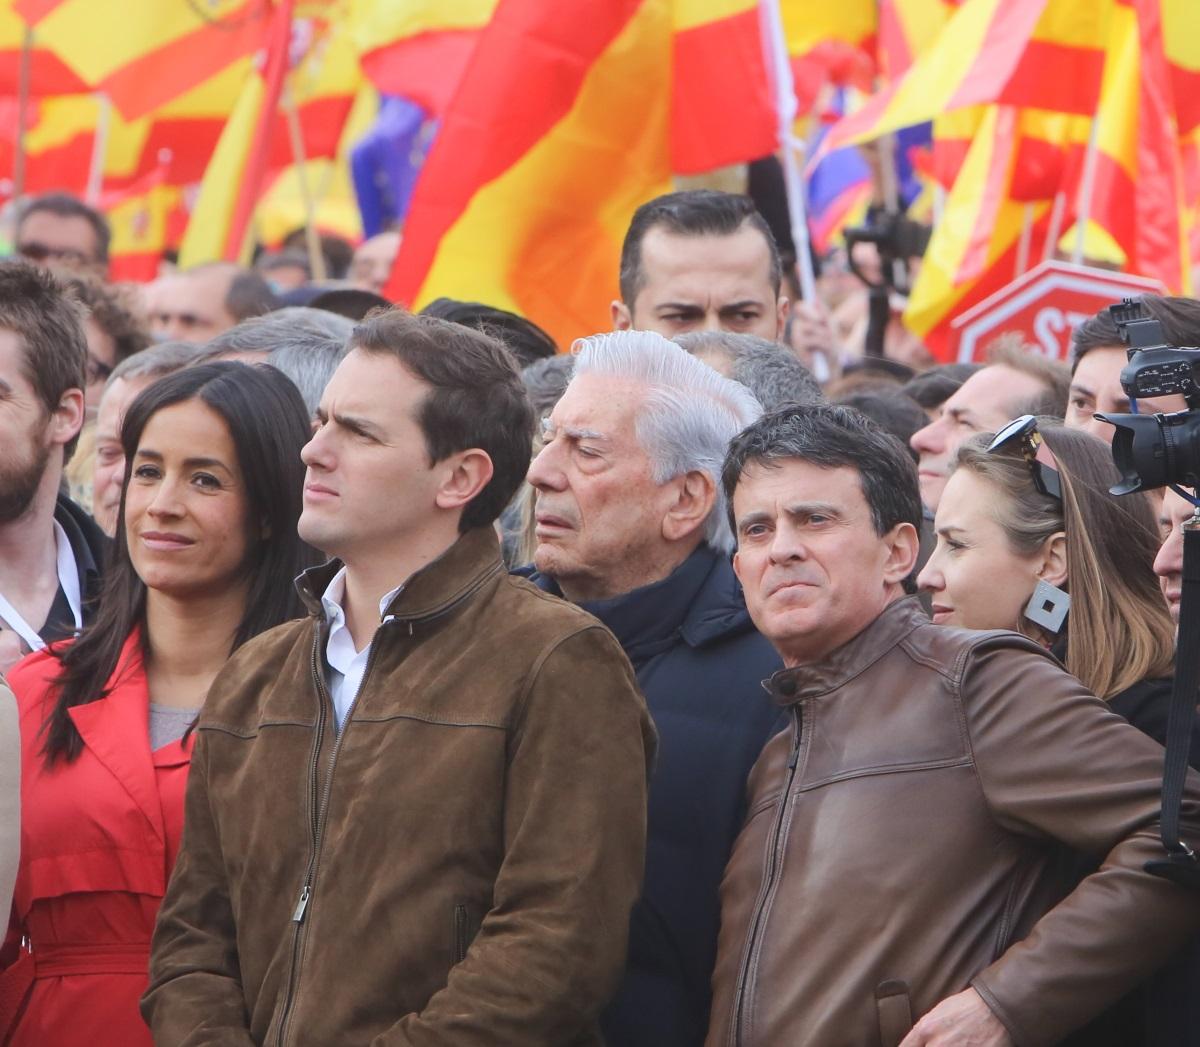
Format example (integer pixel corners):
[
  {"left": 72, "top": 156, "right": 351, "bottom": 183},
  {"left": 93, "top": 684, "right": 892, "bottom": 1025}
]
[
  {"left": 1068, "top": 380, "right": 1096, "bottom": 398},
  {"left": 783, "top": 501, "right": 841, "bottom": 519},
  {"left": 716, "top": 300, "right": 765, "bottom": 314},
  {"left": 655, "top": 302, "right": 705, "bottom": 313}
]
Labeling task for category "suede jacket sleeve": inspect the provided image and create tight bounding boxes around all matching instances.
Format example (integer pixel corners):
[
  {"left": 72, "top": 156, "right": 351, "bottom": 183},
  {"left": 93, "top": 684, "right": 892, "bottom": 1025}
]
[
  {"left": 141, "top": 726, "right": 256, "bottom": 1046},
  {"left": 963, "top": 642, "right": 1200, "bottom": 1047},
  {"left": 374, "top": 624, "right": 655, "bottom": 1047}
]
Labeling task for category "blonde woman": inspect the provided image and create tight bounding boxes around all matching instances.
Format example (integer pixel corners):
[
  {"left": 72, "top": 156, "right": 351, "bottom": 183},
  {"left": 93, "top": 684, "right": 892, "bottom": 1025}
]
[{"left": 918, "top": 416, "right": 1182, "bottom": 739}]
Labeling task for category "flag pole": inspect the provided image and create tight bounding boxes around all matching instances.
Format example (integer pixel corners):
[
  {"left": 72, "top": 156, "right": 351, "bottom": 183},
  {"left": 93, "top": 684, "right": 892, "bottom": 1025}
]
[
  {"left": 1071, "top": 115, "right": 1101, "bottom": 266},
  {"left": 1015, "top": 203, "right": 1034, "bottom": 277},
  {"left": 282, "top": 81, "right": 327, "bottom": 281},
  {"left": 13, "top": 25, "right": 33, "bottom": 204},
  {"left": 1043, "top": 190, "right": 1066, "bottom": 263},
  {"left": 85, "top": 94, "right": 111, "bottom": 206},
  {"left": 760, "top": 0, "right": 818, "bottom": 306},
  {"left": 224, "top": 0, "right": 296, "bottom": 261}
]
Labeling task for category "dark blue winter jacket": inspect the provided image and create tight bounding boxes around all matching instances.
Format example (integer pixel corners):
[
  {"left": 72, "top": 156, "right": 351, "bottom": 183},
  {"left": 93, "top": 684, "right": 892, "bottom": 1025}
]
[{"left": 518, "top": 543, "right": 783, "bottom": 1047}]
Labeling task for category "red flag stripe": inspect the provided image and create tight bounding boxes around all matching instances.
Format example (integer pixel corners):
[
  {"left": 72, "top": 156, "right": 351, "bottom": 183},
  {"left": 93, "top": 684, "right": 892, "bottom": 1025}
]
[
  {"left": 360, "top": 28, "right": 481, "bottom": 115},
  {"left": 0, "top": 49, "right": 90, "bottom": 94},
  {"left": 12, "top": 0, "right": 67, "bottom": 25},
  {"left": 671, "top": 6, "right": 776, "bottom": 173}
]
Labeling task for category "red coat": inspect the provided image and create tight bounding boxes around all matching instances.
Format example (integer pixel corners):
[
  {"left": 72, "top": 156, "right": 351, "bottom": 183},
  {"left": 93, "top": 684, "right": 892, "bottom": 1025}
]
[{"left": 0, "top": 632, "right": 192, "bottom": 1047}]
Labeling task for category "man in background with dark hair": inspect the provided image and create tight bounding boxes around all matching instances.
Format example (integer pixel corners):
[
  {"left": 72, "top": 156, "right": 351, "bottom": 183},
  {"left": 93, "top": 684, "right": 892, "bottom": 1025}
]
[
  {"left": 613, "top": 189, "right": 788, "bottom": 340},
  {"left": 14, "top": 192, "right": 110, "bottom": 276},
  {"left": 422, "top": 296, "right": 558, "bottom": 367},
  {"left": 909, "top": 340, "right": 1070, "bottom": 511},
  {"left": 1066, "top": 294, "right": 1195, "bottom": 440},
  {"left": 147, "top": 262, "right": 279, "bottom": 343},
  {"left": 0, "top": 261, "right": 106, "bottom": 673},
  {"left": 61, "top": 273, "right": 153, "bottom": 411},
  {"left": 708, "top": 403, "right": 1200, "bottom": 1047},
  {"left": 145, "top": 311, "right": 655, "bottom": 1045}
]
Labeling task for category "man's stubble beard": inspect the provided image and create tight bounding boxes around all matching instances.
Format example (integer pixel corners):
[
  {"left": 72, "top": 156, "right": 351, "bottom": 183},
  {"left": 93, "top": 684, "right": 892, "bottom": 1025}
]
[{"left": 0, "top": 436, "right": 53, "bottom": 524}]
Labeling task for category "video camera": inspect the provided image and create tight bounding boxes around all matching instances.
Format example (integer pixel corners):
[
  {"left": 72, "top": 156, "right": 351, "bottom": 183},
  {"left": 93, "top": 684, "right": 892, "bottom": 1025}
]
[
  {"left": 1096, "top": 298, "right": 1200, "bottom": 495},
  {"left": 843, "top": 207, "right": 932, "bottom": 298}
]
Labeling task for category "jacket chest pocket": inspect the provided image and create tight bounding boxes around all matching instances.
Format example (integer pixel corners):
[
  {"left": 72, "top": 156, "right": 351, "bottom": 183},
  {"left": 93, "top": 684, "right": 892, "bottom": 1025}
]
[{"left": 452, "top": 901, "right": 483, "bottom": 966}]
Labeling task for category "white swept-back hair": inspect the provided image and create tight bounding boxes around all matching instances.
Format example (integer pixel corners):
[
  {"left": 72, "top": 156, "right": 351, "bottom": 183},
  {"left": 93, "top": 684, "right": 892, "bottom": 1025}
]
[{"left": 570, "top": 330, "right": 762, "bottom": 553}]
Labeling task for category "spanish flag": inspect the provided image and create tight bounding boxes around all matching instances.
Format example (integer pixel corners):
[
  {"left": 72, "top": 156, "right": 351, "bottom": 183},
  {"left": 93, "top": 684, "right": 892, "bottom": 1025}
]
[
  {"left": 14, "top": 0, "right": 270, "bottom": 120},
  {"left": 0, "top": 1, "right": 88, "bottom": 94},
  {"left": 386, "top": 0, "right": 782, "bottom": 348},
  {"left": 386, "top": 0, "right": 672, "bottom": 348},
  {"left": 177, "top": 0, "right": 293, "bottom": 267},
  {"left": 823, "top": 0, "right": 1113, "bottom": 154}
]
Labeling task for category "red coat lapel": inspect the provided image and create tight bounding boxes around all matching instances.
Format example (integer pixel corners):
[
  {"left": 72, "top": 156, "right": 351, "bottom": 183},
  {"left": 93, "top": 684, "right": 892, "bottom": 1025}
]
[{"left": 66, "top": 631, "right": 165, "bottom": 846}]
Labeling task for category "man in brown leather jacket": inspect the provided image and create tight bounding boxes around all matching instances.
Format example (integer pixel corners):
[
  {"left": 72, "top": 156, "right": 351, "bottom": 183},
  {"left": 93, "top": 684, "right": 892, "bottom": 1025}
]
[
  {"left": 707, "top": 403, "right": 1200, "bottom": 1047},
  {"left": 142, "top": 312, "right": 656, "bottom": 1046}
]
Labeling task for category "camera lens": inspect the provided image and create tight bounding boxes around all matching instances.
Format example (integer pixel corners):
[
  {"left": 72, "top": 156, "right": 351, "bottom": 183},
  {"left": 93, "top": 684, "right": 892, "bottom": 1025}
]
[{"left": 1097, "top": 410, "right": 1200, "bottom": 494}]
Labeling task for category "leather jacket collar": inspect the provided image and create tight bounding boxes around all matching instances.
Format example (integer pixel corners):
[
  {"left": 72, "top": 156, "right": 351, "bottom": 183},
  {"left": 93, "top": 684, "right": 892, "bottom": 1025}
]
[{"left": 765, "top": 596, "right": 927, "bottom": 705}]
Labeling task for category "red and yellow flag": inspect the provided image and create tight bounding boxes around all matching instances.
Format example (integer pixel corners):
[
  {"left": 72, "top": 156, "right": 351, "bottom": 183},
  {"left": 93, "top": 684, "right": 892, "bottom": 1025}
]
[
  {"left": 0, "top": 0, "right": 88, "bottom": 94},
  {"left": 386, "top": 0, "right": 675, "bottom": 347},
  {"left": 824, "top": 0, "right": 1113, "bottom": 153},
  {"left": 178, "top": 0, "right": 293, "bottom": 266},
  {"left": 14, "top": 0, "right": 270, "bottom": 120}
]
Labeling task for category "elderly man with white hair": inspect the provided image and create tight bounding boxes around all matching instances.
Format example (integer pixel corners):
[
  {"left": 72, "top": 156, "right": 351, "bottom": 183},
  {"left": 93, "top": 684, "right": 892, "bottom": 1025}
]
[{"left": 519, "top": 330, "right": 783, "bottom": 1047}]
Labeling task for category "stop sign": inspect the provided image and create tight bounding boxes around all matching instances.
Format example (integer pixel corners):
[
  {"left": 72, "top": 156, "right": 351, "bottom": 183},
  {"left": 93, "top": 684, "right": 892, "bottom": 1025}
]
[{"left": 946, "top": 260, "right": 1166, "bottom": 363}]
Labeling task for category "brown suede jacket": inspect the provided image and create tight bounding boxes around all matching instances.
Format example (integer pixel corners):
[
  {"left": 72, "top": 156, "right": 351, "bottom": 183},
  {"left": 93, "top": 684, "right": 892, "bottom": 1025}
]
[
  {"left": 142, "top": 528, "right": 656, "bottom": 1046},
  {"left": 707, "top": 597, "right": 1200, "bottom": 1047}
]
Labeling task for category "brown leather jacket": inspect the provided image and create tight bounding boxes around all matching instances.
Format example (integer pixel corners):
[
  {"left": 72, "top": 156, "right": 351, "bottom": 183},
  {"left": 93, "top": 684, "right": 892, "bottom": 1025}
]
[
  {"left": 708, "top": 597, "right": 1200, "bottom": 1047},
  {"left": 142, "top": 528, "right": 656, "bottom": 1046}
]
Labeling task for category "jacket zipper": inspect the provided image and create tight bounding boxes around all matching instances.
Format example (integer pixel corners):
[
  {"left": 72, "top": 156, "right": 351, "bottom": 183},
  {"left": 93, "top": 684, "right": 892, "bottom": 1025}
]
[
  {"left": 273, "top": 615, "right": 402, "bottom": 1047},
  {"left": 728, "top": 704, "right": 804, "bottom": 1047}
]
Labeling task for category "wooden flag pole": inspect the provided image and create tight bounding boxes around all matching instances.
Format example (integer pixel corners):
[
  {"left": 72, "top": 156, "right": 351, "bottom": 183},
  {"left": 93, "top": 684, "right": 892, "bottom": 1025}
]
[
  {"left": 761, "top": 0, "right": 818, "bottom": 305},
  {"left": 282, "top": 81, "right": 326, "bottom": 281},
  {"left": 13, "top": 26, "right": 33, "bottom": 204}
]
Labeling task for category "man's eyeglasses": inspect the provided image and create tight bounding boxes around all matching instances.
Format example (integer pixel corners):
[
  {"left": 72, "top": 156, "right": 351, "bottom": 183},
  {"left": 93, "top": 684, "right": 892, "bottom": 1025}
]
[{"left": 986, "top": 415, "right": 1063, "bottom": 501}]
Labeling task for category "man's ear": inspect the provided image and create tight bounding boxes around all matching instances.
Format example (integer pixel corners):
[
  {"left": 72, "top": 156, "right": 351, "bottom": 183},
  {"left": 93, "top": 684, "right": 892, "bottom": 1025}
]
[
  {"left": 435, "top": 449, "right": 495, "bottom": 515},
  {"left": 775, "top": 295, "right": 790, "bottom": 338},
  {"left": 1037, "top": 531, "right": 1068, "bottom": 589},
  {"left": 611, "top": 299, "right": 633, "bottom": 331},
  {"left": 48, "top": 388, "right": 85, "bottom": 449},
  {"left": 661, "top": 469, "right": 716, "bottom": 543},
  {"left": 882, "top": 521, "right": 921, "bottom": 585}
]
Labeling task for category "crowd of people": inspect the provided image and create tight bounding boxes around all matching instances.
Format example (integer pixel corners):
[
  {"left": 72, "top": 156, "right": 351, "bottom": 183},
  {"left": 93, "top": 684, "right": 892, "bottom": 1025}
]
[{"left": 0, "top": 185, "right": 1198, "bottom": 1047}]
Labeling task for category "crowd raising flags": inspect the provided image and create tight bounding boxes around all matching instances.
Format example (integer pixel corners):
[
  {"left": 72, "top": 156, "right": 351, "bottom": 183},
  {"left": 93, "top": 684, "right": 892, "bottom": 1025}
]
[{"left": 1, "top": 0, "right": 1198, "bottom": 353}]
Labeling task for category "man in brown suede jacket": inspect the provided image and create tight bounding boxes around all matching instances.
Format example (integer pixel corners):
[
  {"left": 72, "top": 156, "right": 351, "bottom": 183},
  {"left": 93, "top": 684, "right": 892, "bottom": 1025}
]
[
  {"left": 707, "top": 403, "right": 1200, "bottom": 1047},
  {"left": 143, "top": 312, "right": 656, "bottom": 1046}
]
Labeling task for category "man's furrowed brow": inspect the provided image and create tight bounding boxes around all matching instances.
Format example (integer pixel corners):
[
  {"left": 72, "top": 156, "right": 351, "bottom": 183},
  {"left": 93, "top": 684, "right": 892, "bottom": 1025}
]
[{"left": 333, "top": 410, "right": 387, "bottom": 439}]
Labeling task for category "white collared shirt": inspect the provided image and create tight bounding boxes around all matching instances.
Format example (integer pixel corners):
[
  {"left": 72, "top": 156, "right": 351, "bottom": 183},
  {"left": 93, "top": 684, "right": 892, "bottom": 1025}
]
[{"left": 319, "top": 567, "right": 402, "bottom": 730}]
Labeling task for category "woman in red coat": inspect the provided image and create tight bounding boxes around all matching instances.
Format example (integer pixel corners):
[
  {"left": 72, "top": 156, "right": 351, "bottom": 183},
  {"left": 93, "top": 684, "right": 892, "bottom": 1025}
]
[{"left": 0, "top": 362, "right": 316, "bottom": 1046}]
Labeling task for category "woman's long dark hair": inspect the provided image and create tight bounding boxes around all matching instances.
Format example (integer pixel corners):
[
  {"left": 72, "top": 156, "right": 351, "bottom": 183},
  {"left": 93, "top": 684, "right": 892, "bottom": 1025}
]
[{"left": 41, "top": 361, "right": 318, "bottom": 763}]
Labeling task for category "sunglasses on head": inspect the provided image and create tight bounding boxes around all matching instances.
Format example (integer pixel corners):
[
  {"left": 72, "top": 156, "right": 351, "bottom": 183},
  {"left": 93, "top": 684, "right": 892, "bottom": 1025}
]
[{"left": 986, "top": 415, "right": 1063, "bottom": 501}]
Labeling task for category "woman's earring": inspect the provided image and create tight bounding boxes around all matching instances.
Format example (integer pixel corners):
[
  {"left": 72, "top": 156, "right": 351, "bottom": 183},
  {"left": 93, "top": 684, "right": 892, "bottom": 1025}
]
[{"left": 1024, "top": 579, "right": 1070, "bottom": 633}]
